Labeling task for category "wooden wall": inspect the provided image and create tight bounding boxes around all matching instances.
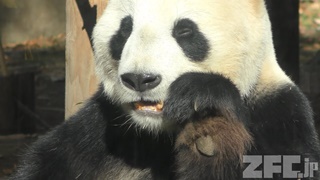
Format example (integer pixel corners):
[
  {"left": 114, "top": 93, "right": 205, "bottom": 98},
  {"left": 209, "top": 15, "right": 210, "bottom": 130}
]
[{"left": 65, "top": 0, "right": 107, "bottom": 118}]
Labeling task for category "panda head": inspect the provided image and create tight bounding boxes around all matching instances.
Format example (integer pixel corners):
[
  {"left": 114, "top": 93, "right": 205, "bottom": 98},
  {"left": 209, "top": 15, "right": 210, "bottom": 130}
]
[{"left": 93, "top": 0, "right": 275, "bottom": 132}]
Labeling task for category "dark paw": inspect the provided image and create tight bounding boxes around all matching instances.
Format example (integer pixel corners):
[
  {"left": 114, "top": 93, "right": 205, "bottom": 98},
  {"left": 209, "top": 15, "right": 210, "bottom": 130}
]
[
  {"left": 174, "top": 117, "right": 252, "bottom": 179},
  {"left": 163, "top": 73, "right": 244, "bottom": 124},
  {"left": 176, "top": 117, "right": 252, "bottom": 158}
]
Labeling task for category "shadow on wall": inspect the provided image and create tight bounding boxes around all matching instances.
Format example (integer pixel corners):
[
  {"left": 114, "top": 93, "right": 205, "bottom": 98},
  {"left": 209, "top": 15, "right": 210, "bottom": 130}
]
[
  {"left": 75, "top": 0, "right": 97, "bottom": 47},
  {"left": 0, "top": 0, "right": 66, "bottom": 44}
]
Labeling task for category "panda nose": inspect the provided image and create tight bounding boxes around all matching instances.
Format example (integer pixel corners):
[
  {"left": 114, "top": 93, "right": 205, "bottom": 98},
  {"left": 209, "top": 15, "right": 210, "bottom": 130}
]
[{"left": 120, "top": 73, "right": 162, "bottom": 92}]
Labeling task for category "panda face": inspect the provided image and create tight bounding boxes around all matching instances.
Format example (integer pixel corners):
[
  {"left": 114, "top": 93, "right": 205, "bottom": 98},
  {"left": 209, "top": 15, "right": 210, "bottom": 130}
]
[{"left": 93, "top": 0, "right": 270, "bottom": 132}]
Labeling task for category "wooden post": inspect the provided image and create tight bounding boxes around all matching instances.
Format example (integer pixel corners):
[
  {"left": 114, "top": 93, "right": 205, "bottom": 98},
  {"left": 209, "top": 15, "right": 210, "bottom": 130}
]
[{"left": 65, "top": 0, "right": 107, "bottom": 118}]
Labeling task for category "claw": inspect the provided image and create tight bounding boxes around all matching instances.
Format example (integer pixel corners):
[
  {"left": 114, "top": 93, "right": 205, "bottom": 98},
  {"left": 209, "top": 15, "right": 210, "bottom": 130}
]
[{"left": 194, "top": 101, "right": 199, "bottom": 112}]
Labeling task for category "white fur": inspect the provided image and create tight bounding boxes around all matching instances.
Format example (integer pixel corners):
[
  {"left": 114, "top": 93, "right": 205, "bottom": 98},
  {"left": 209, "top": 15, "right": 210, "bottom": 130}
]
[{"left": 92, "top": 0, "right": 292, "bottom": 132}]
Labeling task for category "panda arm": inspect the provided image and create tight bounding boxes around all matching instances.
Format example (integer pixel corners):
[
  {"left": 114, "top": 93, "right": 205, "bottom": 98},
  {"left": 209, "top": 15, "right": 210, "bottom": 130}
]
[
  {"left": 10, "top": 91, "right": 153, "bottom": 180},
  {"left": 248, "top": 85, "right": 320, "bottom": 158},
  {"left": 10, "top": 96, "right": 114, "bottom": 180},
  {"left": 163, "top": 72, "right": 252, "bottom": 179},
  {"left": 245, "top": 85, "right": 320, "bottom": 179},
  {"left": 173, "top": 116, "right": 252, "bottom": 180},
  {"left": 163, "top": 72, "right": 247, "bottom": 126}
]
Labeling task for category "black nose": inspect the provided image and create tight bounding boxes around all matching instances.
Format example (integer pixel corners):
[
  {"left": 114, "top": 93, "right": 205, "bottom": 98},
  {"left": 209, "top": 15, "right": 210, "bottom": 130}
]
[{"left": 121, "top": 73, "right": 162, "bottom": 92}]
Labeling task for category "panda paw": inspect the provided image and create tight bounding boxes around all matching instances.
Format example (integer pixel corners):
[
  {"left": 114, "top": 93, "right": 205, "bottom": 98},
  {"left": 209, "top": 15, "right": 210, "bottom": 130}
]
[
  {"left": 176, "top": 117, "right": 252, "bottom": 157},
  {"left": 174, "top": 117, "right": 252, "bottom": 179},
  {"left": 163, "top": 72, "right": 244, "bottom": 125}
]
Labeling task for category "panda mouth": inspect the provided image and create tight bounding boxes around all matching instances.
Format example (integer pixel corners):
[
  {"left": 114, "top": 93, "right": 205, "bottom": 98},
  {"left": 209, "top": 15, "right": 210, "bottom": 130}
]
[{"left": 132, "top": 101, "right": 164, "bottom": 113}]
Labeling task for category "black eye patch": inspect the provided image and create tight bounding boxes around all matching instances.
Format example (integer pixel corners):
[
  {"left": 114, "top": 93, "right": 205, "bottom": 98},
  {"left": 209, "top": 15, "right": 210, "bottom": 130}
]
[
  {"left": 172, "top": 19, "right": 210, "bottom": 61},
  {"left": 109, "top": 16, "right": 133, "bottom": 61}
]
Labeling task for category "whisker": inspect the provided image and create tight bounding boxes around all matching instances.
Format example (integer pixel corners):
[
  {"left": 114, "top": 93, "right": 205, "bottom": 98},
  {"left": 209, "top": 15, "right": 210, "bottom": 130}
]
[
  {"left": 124, "top": 118, "right": 134, "bottom": 135},
  {"left": 112, "top": 114, "right": 127, "bottom": 122}
]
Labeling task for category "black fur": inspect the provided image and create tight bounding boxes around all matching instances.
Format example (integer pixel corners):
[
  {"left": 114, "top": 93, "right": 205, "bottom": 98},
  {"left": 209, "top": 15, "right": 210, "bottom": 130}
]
[
  {"left": 109, "top": 16, "right": 133, "bottom": 60},
  {"left": 245, "top": 85, "right": 320, "bottom": 179},
  {"left": 11, "top": 73, "right": 320, "bottom": 180},
  {"left": 174, "top": 146, "right": 243, "bottom": 180},
  {"left": 163, "top": 72, "right": 247, "bottom": 126},
  {"left": 11, "top": 87, "right": 174, "bottom": 180},
  {"left": 247, "top": 85, "right": 320, "bottom": 156},
  {"left": 164, "top": 73, "right": 320, "bottom": 179},
  {"left": 172, "top": 19, "right": 210, "bottom": 61}
]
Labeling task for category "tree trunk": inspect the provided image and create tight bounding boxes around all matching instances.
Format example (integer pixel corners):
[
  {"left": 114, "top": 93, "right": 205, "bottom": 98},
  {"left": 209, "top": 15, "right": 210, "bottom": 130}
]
[{"left": 65, "top": 0, "right": 107, "bottom": 118}]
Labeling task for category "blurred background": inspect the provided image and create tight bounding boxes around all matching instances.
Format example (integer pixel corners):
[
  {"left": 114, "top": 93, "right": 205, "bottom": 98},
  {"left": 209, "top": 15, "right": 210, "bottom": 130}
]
[
  {"left": 0, "top": 0, "right": 319, "bottom": 178},
  {"left": 0, "top": 0, "right": 66, "bottom": 177}
]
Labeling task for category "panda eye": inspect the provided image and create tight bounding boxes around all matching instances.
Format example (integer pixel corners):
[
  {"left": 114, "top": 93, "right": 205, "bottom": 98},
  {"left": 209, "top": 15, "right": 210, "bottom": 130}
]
[
  {"left": 175, "top": 27, "right": 193, "bottom": 38},
  {"left": 173, "top": 19, "right": 195, "bottom": 38},
  {"left": 109, "top": 16, "right": 133, "bottom": 61},
  {"left": 120, "top": 17, "right": 133, "bottom": 38},
  {"left": 172, "top": 18, "right": 210, "bottom": 62}
]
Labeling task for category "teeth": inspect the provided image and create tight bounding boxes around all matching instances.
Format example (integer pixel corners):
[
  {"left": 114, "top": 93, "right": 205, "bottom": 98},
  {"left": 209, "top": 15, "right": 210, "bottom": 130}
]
[
  {"left": 156, "top": 101, "right": 164, "bottom": 110},
  {"left": 134, "top": 101, "right": 164, "bottom": 112}
]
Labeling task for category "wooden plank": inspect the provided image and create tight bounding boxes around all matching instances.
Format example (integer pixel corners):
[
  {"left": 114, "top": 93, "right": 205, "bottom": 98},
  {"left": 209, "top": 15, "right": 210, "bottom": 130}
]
[{"left": 65, "top": 0, "right": 107, "bottom": 118}]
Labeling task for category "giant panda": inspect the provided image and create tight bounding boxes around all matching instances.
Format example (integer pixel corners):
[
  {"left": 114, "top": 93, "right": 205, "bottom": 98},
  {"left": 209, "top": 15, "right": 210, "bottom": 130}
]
[{"left": 11, "top": 0, "right": 320, "bottom": 179}]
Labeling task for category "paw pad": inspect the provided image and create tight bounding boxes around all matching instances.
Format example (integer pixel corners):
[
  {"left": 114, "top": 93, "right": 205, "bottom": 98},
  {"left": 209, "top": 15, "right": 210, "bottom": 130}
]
[{"left": 195, "top": 136, "right": 215, "bottom": 156}]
